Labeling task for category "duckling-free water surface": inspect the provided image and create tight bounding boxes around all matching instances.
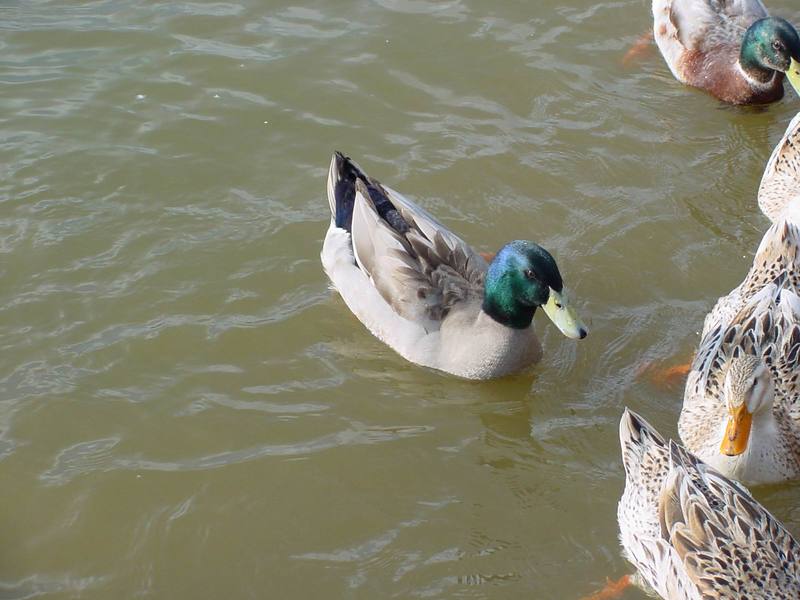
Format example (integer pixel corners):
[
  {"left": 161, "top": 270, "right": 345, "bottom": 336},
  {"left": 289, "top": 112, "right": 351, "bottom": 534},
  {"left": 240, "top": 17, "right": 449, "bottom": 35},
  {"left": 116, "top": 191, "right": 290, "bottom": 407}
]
[{"left": 2, "top": 1, "right": 799, "bottom": 598}]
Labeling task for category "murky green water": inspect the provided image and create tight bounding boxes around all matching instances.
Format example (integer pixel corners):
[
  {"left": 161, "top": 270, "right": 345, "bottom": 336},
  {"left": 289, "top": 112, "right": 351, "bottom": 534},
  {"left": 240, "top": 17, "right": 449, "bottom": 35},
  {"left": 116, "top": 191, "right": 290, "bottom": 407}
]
[{"left": 2, "top": 1, "right": 800, "bottom": 598}]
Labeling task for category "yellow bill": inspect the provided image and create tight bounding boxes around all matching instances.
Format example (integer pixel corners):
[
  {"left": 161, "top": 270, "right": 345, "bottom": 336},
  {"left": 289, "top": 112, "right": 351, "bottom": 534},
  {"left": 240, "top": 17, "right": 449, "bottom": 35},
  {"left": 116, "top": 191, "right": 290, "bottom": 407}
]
[
  {"left": 788, "top": 57, "right": 800, "bottom": 97},
  {"left": 542, "top": 289, "right": 588, "bottom": 340},
  {"left": 720, "top": 403, "right": 753, "bottom": 456}
]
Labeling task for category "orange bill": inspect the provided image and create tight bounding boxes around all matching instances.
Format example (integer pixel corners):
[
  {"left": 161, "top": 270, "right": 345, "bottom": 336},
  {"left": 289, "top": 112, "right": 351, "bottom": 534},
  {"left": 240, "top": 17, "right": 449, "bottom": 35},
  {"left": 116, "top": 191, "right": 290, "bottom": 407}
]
[{"left": 720, "top": 403, "right": 753, "bottom": 456}]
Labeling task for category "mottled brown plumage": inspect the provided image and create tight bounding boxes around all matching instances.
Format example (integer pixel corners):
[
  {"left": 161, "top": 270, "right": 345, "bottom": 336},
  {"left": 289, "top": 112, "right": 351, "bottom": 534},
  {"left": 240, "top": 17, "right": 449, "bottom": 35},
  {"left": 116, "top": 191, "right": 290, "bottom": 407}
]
[
  {"left": 619, "top": 409, "right": 800, "bottom": 599},
  {"left": 678, "top": 119, "right": 800, "bottom": 482},
  {"left": 760, "top": 112, "right": 800, "bottom": 222},
  {"left": 681, "top": 220, "right": 800, "bottom": 484}
]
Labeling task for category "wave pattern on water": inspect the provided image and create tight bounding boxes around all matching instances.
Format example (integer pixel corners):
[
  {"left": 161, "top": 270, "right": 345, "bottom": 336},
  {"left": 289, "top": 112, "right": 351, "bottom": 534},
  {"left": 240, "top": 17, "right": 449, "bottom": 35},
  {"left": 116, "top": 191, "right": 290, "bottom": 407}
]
[{"left": 2, "top": 0, "right": 800, "bottom": 598}]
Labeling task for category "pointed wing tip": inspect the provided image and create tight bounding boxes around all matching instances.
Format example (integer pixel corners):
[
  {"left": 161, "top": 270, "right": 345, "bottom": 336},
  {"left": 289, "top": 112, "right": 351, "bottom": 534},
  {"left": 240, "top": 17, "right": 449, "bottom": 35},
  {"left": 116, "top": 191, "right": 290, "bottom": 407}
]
[
  {"left": 619, "top": 408, "right": 654, "bottom": 446},
  {"left": 327, "top": 151, "right": 373, "bottom": 231},
  {"left": 619, "top": 408, "right": 668, "bottom": 471}
]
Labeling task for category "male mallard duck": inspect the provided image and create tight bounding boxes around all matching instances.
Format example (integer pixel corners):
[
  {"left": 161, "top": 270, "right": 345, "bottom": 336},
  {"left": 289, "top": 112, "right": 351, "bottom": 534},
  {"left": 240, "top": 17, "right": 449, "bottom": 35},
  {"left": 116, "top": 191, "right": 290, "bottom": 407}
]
[
  {"left": 618, "top": 408, "right": 800, "bottom": 599},
  {"left": 653, "top": 0, "right": 800, "bottom": 103},
  {"left": 320, "top": 152, "right": 587, "bottom": 380},
  {"left": 678, "top": 114, "right": 800, "bottom": 484}
]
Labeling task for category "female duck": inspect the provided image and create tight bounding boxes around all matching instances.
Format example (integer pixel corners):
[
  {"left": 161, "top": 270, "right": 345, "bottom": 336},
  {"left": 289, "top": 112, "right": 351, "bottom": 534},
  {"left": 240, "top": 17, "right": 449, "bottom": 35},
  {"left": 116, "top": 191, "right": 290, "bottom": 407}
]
[
  {"left": 321, "top": 152, "right": 587, "bottom": 380},
  {"left": 618, "top": 409, "right": 800, "bottom": 599},
  {"left": 653, "top": 0, "right": 800, "bottom": 103},
  {"left": 680, "top": 296, "right": 800, "bottom": 484},
  {"left": 679, "top": 115, "right": 800, "bottom": 484}
]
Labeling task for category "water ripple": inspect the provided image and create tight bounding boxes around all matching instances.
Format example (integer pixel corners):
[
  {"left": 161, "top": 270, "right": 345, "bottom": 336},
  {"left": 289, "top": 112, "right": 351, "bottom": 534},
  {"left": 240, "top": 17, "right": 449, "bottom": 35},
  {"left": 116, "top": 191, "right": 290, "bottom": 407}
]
[
  {"left": 3, "top": 0, "right": 799, "bottom": 597},
  {"left": 40, "top": 437, "right": 121, "bottom": 486},
  {"left": 39, "top": 424, "right": 433, "bottom": 485},
  {"left": 171, "top": 34, "right": 279, "bottom": 62},
  {"left": 0, "top": 574, "right": 109, "bottom": 599}
]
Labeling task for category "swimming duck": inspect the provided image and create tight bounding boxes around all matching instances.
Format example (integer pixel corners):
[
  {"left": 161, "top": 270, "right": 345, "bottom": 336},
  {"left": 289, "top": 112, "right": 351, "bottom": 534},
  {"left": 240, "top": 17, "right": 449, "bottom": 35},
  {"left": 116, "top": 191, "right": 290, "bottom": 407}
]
[
  {"left": 678, "top": 113, "right": 800, "bottom": 484},
  {"left": 652, "top": 0, "right": 800, "bottom": 104},
  {"left": 320, "top": 152, "right": 587, "bottom": 380},
  {"left": 680, "top": 279, "right": 800, "bottom": 484},
  {"left": 618, "top": 408, "right": 800, "bottom": 599}
]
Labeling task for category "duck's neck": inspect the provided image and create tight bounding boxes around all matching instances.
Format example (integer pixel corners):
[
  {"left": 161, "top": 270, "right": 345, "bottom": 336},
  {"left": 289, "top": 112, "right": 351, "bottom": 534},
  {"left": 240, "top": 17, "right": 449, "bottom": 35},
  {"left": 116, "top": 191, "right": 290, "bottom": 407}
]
[
  {"left": 712, "top": 408, "right": 799, "bottom": 484},
  {"left": 739, "top": 46, "right": 778, "bottom": 87},
  {"left": 482, "top": 278, "right": 535, "bottom": 330}
]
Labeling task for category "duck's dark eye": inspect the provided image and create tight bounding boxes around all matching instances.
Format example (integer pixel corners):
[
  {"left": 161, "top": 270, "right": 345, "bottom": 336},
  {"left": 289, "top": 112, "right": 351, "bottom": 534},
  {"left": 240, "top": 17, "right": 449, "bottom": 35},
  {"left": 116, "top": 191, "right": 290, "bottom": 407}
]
[
  {"left": 773, "top": 40, "right": 783, "bottom": 51},
  {"left": 524, "top": 269, "right": 538, "bottom": 281}
]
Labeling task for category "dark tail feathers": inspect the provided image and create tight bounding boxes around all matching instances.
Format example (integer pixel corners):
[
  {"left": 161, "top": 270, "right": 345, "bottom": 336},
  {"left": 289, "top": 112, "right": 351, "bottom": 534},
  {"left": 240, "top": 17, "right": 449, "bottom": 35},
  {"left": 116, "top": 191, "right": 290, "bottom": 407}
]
[
  {"left": 328, "top": 151, "right": 410, "bottom": 234},
  {"left": 329, "top": 151, "right": 364, "bottom": 231}
]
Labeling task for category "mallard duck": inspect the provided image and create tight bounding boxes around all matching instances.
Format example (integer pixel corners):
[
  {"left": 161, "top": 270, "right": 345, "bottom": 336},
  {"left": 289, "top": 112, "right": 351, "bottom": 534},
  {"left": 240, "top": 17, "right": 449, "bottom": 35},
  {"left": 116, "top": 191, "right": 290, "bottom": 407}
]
[
  {"left": 759, "top": 111, "right": 800, "bottom": 222},
  {"left": 679, "top": 232, "right": 800, "bottom": 484},
  {"left": 320, "top": 152, "right": 587, "bottom": 380},
  {"left": 652, "top": 0, "right": 800, "bottom": 104},
  {"left": 618, "top": 408, "right": 800, "bottom": 599},
  {"left": 678, "top": 115, "right": 800, "bottom": 484}
]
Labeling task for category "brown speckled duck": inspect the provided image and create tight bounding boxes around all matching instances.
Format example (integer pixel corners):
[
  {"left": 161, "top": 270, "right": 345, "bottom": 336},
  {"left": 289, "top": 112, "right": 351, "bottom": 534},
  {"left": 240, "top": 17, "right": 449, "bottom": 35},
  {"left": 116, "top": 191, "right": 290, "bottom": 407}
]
[
  {"left": 618, "top": 409, "right": 800, "bottom": 599},
  {"left": 679, "top": 116, "right": 800, "bottom": 484},
  {"left": 653, "top": 0, "right": 800, "bottom": 104}
]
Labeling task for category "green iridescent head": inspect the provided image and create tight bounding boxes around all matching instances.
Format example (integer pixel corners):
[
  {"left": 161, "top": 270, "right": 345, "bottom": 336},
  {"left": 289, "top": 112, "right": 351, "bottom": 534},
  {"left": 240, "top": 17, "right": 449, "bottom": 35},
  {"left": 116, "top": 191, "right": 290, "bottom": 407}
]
[
  {"left": 482, "top": 240, "right": 587, "bottom": 338},
  {"left": 741, "top": 17, "right": 800, "bottom": 94}
]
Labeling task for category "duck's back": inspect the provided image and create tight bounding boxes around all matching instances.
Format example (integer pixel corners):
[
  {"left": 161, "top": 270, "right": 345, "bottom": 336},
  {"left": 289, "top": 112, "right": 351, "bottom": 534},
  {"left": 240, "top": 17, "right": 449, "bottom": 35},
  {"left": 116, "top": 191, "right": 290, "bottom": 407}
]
[{"left": 619, "top": 410, "right": 800, "bottom": 599}]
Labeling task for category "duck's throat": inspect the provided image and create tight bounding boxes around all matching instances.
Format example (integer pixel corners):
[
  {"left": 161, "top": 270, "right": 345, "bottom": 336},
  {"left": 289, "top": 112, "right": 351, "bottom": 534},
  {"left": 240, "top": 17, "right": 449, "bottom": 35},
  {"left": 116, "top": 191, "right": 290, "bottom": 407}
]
[
  {"left": 482, "top": 287, "right": 535, "bottom": 330},
  {"left": 712, "top": 409, "right": 792, "bottom": 484},
  {"left": 739, "top": 48, "right": 778, "bottom": 86}
]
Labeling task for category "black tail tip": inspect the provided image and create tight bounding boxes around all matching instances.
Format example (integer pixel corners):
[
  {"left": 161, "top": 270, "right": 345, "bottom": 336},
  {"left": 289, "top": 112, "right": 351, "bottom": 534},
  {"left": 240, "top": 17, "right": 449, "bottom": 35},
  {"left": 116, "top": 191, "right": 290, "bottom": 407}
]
[
  {"left": 329, "top": 151, "right": 361, "bottom": 232},
  {"left": 331, "top": 151, "right": 365, "bottom": 183}
]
